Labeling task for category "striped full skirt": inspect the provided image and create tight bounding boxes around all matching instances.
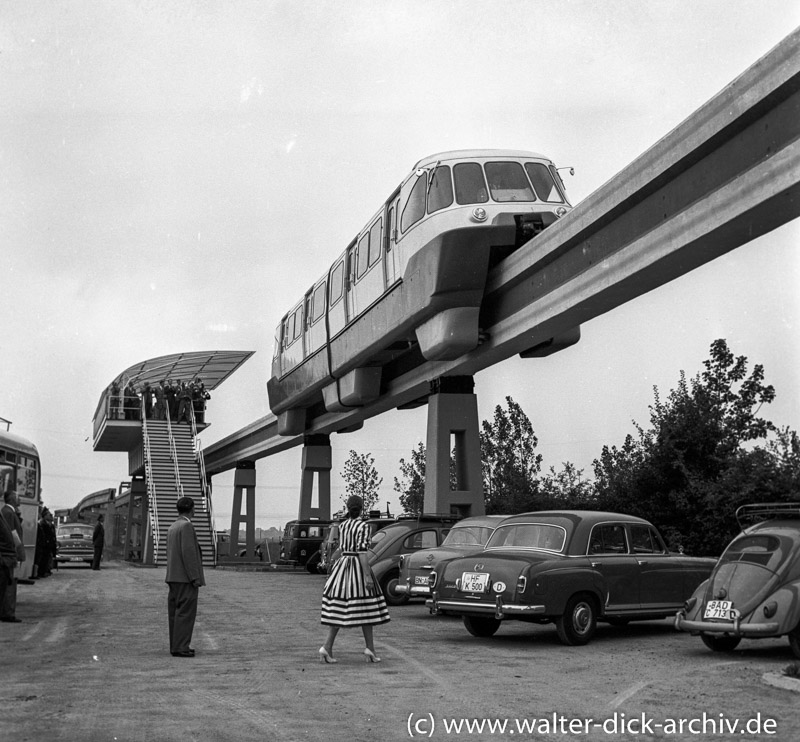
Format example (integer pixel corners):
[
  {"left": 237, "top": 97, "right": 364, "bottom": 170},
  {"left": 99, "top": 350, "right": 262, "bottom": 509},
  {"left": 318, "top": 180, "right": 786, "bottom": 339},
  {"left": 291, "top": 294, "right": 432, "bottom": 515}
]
[{"left": 321, "top": 553, "right": 390, "bottom": 627}]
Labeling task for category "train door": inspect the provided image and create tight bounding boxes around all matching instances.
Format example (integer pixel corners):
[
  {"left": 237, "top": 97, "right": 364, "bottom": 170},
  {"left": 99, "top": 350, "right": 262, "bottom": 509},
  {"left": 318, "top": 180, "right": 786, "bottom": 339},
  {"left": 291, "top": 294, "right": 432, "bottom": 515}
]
[
  {"left": 344, "top": 241, "right": 358, "bottom": 322},
  {"left": 327, "top": 256, "right": 346, "bottom": 339},
  {"left": 384, "top": 192, "right": 400, "bottom": 285}
]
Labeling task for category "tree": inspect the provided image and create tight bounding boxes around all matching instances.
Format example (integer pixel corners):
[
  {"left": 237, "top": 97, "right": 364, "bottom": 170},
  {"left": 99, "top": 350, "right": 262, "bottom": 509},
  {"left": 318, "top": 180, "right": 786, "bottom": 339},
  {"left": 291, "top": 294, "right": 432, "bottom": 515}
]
[
  {"left": 538, "top": 462, "right": 596, "bottom": 509},
  {"left": 394, "top": 442, "right": 426, "bottom": 515},
  {"left": 592, "top": 339, "right": 793, "bottom": 555},
  {"left": 480, "top": 396, "right": 543, "bottom": 514},
  {"left": 340, "top": 450, "right": 382, "bottom": 512}
]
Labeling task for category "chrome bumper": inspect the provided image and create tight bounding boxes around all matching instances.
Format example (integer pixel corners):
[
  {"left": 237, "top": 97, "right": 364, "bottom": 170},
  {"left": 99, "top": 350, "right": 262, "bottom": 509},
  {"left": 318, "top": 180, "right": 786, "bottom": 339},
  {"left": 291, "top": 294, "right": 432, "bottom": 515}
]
[
  {"left": 674, "top": 611, "right": 780, "bottom": 636},
  {"left": 428, "top": 592, "right": 545, "bottom": 619},
  {"left": 395, "top": 583, "right": 430, "bottom": 597}
]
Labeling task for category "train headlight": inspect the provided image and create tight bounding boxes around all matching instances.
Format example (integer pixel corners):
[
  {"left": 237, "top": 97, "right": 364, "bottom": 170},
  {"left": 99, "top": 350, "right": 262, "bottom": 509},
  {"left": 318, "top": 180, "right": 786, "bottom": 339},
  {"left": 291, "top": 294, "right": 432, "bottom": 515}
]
[
  {"left": 471, "top": 207, "right": 488, "bottom": 222},
  {"left": 555, "top": 206, "right": 568, "bottom": 218}
]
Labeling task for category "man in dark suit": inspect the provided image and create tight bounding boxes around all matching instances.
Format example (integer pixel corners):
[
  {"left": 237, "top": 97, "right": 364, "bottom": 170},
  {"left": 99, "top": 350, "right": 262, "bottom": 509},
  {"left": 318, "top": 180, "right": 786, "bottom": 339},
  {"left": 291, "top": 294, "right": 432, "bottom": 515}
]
[
  {"left": 91, "top": 514, "right": 104, "bottom": 570},
  {"left": 165, "top": 497, "right": 205, "bottom": 657}
]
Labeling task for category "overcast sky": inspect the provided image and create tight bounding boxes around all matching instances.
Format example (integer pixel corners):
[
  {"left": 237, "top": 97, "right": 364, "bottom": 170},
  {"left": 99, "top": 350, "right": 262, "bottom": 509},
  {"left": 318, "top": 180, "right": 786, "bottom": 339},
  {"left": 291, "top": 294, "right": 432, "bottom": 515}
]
[{"left": 1, "top": 2, "right": 798, "bottom": 530}]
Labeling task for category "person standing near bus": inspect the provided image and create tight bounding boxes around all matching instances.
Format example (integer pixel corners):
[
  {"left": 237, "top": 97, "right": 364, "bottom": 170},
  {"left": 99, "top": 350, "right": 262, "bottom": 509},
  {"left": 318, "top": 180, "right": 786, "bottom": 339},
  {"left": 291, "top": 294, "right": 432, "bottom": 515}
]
[
  {"left": 92, "top": 514, "right": 105, "bottom": 571},
  {"left": 1, "top": 491, "right": 24, "bottom": 622},
  {"left": 165, "top": 497, "right": 205, "bottom": 657}
]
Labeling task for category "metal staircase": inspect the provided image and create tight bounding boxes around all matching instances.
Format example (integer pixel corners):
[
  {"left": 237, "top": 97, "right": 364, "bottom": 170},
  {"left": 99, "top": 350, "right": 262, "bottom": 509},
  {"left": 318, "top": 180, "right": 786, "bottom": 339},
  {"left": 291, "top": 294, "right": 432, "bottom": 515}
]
[{"left": 142, "top": 414, "right": 216, "bottom": 567}]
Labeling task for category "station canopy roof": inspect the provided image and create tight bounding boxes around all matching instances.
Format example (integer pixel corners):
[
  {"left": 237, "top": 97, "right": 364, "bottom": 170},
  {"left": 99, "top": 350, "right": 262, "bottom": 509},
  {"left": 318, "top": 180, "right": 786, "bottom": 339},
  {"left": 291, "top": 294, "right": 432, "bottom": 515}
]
[{"left": 111, "top": 350, "right": 255, "bottom": 392}]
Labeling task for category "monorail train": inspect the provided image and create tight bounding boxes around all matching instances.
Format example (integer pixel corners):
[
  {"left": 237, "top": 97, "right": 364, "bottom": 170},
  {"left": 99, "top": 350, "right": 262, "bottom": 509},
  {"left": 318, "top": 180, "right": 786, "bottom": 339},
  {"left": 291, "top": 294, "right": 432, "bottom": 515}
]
[{"left": 268, "top": 149, "right": 574, "bottom": 436}]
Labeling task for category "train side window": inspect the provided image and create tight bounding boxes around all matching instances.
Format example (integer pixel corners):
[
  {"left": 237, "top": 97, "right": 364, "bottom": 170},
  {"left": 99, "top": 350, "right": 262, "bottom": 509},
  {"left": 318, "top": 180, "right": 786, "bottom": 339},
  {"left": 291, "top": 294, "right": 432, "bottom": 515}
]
[
  {"left": 369, "top": 218, "right": 382, "bottom": 266},
  {"left": 329, "top": 261, "right": 344, "bottom": 305},
  {"left": 291, "top": 307, "right": 303, "bottom": 342},
  {"left": 356, "top": 232, "right": 370, "bottom": 279},
  {"left": 284, "top": 314, "right": 294, "bottom": 347},
  {"left": 311, "top": 283, "right": 326, "bottom": 322},
  {"left": 427, "top": 165, "right": 453, "bottom": 213},
  {"left": 454, "top": 162, "right": 488, "bottom": 204},
  {"left": 525, "top": 162, "right": 564, "bottom": 203},
  {"left": 400, "top": 173, "right": 427, "bottom": 232},
  {"left": 485, "top": 161, "right": 534, "bottom": 202}
]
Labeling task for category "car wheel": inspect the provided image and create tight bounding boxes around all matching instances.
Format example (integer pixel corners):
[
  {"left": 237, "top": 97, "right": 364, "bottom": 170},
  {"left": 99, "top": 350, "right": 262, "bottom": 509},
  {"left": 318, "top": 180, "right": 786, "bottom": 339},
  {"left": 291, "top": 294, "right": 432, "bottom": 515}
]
[
  {"left": 463, "top": 615, "right": 501, "bottom": 638},
  {"left": 700, "top": 633, "right": 742, "bottom": 652},
  {"left": 380, "top": 571, "right": 409, "bottom": 606},
  {"left": 306, "top": 551, "right": 321, "bottom": 574},
  {"left": 787, "top": 623, "right": 800, "bottom": 659},
  {"left": 556, "top": 593, "right": 598, "bottom": 646}
]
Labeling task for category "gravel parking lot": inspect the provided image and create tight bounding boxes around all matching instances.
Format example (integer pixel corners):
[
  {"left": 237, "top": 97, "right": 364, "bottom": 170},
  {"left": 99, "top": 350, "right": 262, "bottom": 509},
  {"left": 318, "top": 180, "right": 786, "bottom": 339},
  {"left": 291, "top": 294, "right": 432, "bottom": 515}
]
[{"left": 4, "top": 560, "right": 799, "bottom": 741}]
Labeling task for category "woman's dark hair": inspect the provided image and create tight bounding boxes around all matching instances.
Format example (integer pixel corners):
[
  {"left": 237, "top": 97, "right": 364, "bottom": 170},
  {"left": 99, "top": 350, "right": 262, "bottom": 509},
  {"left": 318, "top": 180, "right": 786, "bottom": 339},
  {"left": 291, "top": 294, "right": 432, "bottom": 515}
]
[{"left": 346, "top": 495, "right": 363, "bottom": 519}]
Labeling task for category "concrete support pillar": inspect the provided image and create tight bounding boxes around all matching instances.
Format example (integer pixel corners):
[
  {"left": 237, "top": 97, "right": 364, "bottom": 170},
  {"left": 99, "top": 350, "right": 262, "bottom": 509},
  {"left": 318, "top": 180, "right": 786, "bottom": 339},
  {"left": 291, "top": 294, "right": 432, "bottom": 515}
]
[
  {"left": 229, "top": 461, "right": 256, "bottom": 559},
  {"left": 423, "top": 377, "right": 485, "bottom": 518},
  {"left": 298, "top": 434, "right": 332, "bottom": 520}
]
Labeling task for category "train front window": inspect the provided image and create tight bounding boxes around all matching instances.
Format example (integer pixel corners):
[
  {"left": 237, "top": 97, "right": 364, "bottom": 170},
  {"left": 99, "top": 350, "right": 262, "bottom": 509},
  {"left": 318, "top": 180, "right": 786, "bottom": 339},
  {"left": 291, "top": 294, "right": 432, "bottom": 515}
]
[
  {"left": 400, "top": 173, "right": 427, "bottom": 232},
  {"left": 485, "top": 161, "right": 534, "bottom": 202},
  {"left": 427, "top": 165, "right": 453, "bottom": 214},
  {"left": 525, "top": 162, "right": 564, "bottom": 203},
  {"left": 454, "top": 162, "right": 488, "bottom": 204}
]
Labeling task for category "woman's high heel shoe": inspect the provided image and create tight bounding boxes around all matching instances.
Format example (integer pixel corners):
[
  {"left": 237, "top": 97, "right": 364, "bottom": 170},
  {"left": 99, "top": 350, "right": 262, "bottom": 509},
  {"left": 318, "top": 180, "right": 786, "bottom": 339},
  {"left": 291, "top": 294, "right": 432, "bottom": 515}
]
[
  {"left": 319, "top": 647, "right": 337, "bottom": 664},
  {"left": 363, "top": 648, "right": 381, "bottom": 663}
]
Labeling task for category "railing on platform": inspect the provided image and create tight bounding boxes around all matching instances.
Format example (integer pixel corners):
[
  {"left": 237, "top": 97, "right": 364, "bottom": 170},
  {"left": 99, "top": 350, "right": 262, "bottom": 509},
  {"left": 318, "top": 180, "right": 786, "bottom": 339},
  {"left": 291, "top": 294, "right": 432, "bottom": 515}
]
[
  {"left": 190, "top": 405, "right": 216, "bottom": 561},
  {"left": 141, "top": 399, "right": 161, "bottom": 563}
]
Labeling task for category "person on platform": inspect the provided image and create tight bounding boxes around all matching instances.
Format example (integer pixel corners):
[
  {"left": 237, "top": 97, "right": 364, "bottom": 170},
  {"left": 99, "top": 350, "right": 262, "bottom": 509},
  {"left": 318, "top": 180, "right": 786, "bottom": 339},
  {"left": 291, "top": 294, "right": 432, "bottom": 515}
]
[
  {"left": 92, "top": 514, "right": 105, "bottom": 570},
  {"left": 319, "top": 494, "right": 389, "bottom": 663},
  {"left": 191, "top": 378, "right": 211, "bottom": 424},
  {"left": 165, "top": 496, "right": 205, "bottom": 657},
  {"left": 164, "top": 379, "right": 177, "bottom": 421},
  {"left": 153, "top": 380, "right": 166, "bottom": 420},
  {"left": 175, "top": 381, "right": 193, "bottom": 424},
  {"left": 0, "top": 491, "right": 25, "bottom": 622},
  {"left": 124, "top": 380, "right": 139, "bottom": 420},
  {"left": 108, "top": 381, "right": 120, "bottom": 419}
]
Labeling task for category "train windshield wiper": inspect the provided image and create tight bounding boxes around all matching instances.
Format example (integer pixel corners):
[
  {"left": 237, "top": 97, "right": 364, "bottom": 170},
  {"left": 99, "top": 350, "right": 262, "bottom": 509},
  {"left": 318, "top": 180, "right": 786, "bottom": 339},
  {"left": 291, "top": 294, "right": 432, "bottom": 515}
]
[{"left": 426, "top": 160, "right": 441, "bottom": 197}]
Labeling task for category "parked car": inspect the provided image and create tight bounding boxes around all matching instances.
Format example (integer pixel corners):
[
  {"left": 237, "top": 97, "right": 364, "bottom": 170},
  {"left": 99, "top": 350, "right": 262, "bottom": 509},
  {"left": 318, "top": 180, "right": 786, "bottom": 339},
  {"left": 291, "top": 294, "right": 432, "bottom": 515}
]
[
  {"left": 55, "top": 522, "right": 95, "bottom": 565},
  {"left": 396, "top": 515, "right": 508, "bottom": 601},
  {"left": 427, "top": 510, "right": 717, "bottom": 645},
  {"left": 369, "top": 514, "right": 461, "bottom": 605},
  {"left": 675, "top": 502, "right": 800, "bottom": 658},
  {"left": 278, "top": 519, "right": 331, "bottom": 568},
  {"left": 316, "top": 512, "right": 397, "bottom": 574}
]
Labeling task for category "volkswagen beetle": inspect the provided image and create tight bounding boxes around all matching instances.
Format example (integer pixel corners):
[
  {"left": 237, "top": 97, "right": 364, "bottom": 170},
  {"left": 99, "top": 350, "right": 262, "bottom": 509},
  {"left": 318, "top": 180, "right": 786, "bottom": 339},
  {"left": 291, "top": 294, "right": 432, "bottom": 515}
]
[
  {"left": 675, "top": 502, "right": 800, "bottom": 658},
  {"left": 428, "top": 510, "right": 716, "bottom": 646}
]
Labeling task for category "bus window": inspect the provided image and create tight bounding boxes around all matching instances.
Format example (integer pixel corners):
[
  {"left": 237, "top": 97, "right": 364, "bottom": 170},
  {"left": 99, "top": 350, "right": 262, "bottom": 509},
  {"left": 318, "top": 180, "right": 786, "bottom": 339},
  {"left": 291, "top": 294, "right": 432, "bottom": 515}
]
[
  {"left": 485, "top": 161, "right": 534, "bottom": 202},
  {"left": 427, "top": 165, "right": 453, "bottom": 213},
  {"left": 311, "top": 283, "right": 326, "bottom": 322},
  {"left": 329, "top": 261, "right": 344, "bottom": 305},
  {"left": 0, "top": 464, "right": 14, "bottom": 496},
  {"left": 357, "top": 232, "right": 370, "bottom": 279},
  {"left": 400, "top": 173, "right": 427, "bottom": 232},
  {"left": 525, "top": 162, "right": 564, "bottom": 203},
  {"left": 16, "top": 457, "right": 37, "bottom": 499},
  {"left": 369, "top": 218, "right": 382, "bottom": 266},
  {"left": 454, "top": 162, "right": 488, "bottom": 204}
]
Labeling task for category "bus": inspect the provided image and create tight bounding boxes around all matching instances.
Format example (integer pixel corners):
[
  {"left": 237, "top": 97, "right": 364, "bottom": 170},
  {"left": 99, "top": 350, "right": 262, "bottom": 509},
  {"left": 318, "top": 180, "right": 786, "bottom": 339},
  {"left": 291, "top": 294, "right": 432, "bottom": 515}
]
[{"left": 0, "top": 428, "right": 42, "bottom": 579}]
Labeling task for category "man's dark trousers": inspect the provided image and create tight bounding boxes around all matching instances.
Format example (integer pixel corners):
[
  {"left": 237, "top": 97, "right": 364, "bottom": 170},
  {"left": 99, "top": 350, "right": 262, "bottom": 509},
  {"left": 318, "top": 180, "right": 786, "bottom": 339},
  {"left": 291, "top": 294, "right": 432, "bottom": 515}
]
[{"left": 167, "top": 581, "right": 198, "bottom": 653}]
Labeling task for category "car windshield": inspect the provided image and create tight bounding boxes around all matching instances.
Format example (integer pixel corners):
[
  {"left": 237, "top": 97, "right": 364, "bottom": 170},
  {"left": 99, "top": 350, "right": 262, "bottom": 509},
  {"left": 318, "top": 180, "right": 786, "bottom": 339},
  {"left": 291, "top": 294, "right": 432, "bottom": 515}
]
[
  {"left": 486, "top": 523, "right": 566, "bottom": 552},
  {"left": 57, "top": 526, "right": 93, "bottom": 539},
  {"left": 442, "top": 526, "right": 493, "bottom": 547}
]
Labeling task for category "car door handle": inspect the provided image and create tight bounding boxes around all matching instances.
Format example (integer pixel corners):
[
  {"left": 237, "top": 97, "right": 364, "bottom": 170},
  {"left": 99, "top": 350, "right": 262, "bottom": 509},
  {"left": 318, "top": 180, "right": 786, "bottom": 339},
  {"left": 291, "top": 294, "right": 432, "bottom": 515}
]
[
  {"left": 637, "top": 559, "right": 648, "bottom": 565},
  {"left": 591, "top": 561, "right": 601, "bottom": 568}
]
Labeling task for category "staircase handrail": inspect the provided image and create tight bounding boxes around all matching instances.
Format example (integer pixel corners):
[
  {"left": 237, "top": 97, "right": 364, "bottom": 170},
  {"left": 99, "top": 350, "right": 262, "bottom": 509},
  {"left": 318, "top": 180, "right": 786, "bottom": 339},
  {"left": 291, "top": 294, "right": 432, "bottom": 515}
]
[
  {"left": 141, "top": 401, "right": 161, "bottom": 562},
  {"left": 189, "top": 405, "right": 216, "bottom": 561},
  {"left": 165, "top": 406, "right": 185, "bottom": 499}
]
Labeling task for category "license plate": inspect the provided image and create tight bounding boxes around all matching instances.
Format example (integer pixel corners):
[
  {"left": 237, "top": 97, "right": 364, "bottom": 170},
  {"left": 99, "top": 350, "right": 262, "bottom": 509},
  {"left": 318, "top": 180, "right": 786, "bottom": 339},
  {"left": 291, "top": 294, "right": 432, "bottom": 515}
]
[
  {"left": 414, "top": 576, "right": 429, "bottom": 585},
  {"left": 460, "top": 572, "right": 489, "bottom": 593},
  {"left": 69, "top": 557, "right": 85, "bottom": 562},
  {"left": 704, "top": 600, "right": 733, "bottom": 619}
]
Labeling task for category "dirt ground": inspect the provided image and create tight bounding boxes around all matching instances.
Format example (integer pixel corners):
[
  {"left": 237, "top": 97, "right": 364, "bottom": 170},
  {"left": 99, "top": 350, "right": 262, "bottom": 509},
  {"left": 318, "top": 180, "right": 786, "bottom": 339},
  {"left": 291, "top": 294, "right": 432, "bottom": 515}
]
[{"left": 4, "top": 559, "right": 799, "bottom": 742}]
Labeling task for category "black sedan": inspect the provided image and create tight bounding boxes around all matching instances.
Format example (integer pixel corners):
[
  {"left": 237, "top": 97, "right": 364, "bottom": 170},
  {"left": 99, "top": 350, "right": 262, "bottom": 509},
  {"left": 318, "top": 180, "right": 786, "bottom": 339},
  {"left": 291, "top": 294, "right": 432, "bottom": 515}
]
[{"left": 428, "top": 510, "right": 716, "bottom": 646}]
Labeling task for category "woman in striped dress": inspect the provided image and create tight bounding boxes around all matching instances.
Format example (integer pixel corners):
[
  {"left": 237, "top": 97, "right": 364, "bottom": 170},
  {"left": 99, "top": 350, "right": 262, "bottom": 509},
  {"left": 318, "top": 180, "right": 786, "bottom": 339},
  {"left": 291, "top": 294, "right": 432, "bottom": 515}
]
[{"left": 319, "top": 495, "right": 389, "bottom": 663}]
